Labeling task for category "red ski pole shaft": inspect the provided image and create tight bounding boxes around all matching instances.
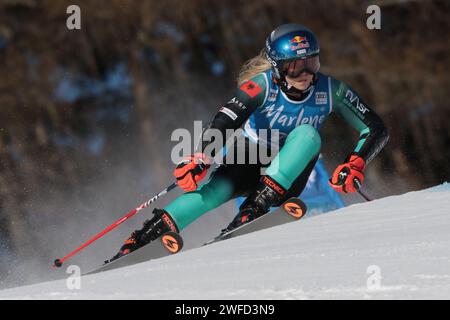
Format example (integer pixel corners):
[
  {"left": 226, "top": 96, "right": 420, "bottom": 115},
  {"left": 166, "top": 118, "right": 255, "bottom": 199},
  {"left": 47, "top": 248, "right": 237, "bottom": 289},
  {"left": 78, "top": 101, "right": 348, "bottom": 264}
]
[{"left": 53, "top": 182, "right": 178, "bottom": 268}]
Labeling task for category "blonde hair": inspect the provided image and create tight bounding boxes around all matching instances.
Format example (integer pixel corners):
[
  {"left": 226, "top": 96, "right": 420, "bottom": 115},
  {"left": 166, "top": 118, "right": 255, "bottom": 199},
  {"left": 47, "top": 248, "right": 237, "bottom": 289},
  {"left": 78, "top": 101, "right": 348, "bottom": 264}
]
[{"left": 237, "top": 49, "right": 272, "bottom": 85}]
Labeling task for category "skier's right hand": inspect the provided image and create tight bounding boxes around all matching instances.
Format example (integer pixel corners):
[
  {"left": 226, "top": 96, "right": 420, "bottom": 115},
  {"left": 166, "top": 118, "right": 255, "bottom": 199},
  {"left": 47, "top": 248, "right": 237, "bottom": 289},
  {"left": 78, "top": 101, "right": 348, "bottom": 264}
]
[
  {"left": 174, "top": 153, "right": 211, "bottom": 192},
  {"left": 329, "top": 154, "right": 365, "bottom": 193}
]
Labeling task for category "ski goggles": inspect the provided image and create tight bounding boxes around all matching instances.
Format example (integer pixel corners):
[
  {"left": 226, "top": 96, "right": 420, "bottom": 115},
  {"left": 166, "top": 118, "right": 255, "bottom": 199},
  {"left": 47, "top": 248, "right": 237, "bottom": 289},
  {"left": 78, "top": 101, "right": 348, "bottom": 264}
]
[{"left": 281, "top": 55, "right": 320, "bottom": 78}]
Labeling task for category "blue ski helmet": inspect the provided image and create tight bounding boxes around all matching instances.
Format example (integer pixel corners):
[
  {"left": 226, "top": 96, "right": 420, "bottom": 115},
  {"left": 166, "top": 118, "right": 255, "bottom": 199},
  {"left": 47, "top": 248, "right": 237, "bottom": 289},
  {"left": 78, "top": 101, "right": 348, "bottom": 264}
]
[{"left": 265, "top": 24, "right": 320, "bottom": 81}]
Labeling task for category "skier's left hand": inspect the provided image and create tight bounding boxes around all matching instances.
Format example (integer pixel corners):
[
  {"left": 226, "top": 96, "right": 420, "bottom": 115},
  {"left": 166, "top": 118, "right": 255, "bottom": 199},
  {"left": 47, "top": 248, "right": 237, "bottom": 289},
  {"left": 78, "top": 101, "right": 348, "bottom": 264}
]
[{"left": 329, "top": 154, "right": 365, "bottom": 193}]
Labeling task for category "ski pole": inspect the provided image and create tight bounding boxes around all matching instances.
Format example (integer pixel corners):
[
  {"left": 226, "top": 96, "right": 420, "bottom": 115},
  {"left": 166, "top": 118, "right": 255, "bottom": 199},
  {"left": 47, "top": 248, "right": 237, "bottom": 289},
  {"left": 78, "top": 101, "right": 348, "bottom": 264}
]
[
  {"left": 329, "top": 170, "right": 373, "bottom": 202},
  {"left": 53, "top": 182, "right": 178, "bottom": 268},
  {"left": 353, "top": 178, "right": 372, "bottom": 202}
]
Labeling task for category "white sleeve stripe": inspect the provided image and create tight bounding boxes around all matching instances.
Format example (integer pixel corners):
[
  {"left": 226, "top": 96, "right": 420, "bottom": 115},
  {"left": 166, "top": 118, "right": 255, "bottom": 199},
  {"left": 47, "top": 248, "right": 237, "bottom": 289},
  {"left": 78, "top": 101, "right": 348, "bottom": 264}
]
[
  {"left": 328, "top": 76, "right": 333, "bottom": 114},
  {"left": 244, "top": 120, "right": 259, "bottom": 143},
  {"left": 260, "top": 72, "right": 270, "bottom": 108},
  {"left": 219, "top": 107, "right": 238, "bottom": 121}
]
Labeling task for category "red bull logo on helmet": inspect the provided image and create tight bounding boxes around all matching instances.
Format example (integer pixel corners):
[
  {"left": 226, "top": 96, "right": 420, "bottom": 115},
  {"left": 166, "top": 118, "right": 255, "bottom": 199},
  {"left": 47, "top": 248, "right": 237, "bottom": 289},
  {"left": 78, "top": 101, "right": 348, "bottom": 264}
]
[{"left": 290, "top": 36, "right": 310, "bottom": 51}]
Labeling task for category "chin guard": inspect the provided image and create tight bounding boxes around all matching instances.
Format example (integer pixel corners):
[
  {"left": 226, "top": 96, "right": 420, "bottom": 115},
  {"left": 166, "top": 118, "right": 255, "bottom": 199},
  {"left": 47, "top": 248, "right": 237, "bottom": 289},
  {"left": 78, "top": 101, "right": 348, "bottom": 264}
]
[{"left": 273, "top": 73, "right": 317, "bottom": 99}]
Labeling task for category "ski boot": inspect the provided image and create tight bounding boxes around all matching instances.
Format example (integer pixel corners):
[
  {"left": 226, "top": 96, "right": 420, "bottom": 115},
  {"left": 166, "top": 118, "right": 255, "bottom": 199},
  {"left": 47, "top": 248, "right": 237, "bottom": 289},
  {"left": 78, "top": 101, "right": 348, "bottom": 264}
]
[
  {"left": 108, "top": 208, "right": 178, "bottom": 263},
  {"left": 220, "top": 175, "right": 287, "bottom": 235}
]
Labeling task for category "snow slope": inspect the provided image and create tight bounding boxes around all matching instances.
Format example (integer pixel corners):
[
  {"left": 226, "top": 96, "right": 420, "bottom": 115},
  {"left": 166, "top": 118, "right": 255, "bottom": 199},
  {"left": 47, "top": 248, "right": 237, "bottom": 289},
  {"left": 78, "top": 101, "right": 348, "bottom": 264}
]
[{"left": 0, "top": 184, "right": 449, "bottom": 299}]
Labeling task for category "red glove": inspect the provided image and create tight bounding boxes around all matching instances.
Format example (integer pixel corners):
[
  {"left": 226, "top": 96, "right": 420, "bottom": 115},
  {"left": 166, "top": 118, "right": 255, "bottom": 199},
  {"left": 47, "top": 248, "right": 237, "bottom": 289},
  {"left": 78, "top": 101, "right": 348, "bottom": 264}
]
[
  {"left": 329, "top": 154, "right": 366, "bottom": 193},
  {"left": 174, "top": 153, "right": 211, "bottom": 192}
]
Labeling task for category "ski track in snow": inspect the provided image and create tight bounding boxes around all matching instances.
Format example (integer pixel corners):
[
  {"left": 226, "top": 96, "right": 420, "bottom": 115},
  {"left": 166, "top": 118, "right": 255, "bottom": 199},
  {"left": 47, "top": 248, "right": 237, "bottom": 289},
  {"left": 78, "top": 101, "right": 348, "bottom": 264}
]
[{"left": 0, "top": 183, "right": 449, "bottom": 299}]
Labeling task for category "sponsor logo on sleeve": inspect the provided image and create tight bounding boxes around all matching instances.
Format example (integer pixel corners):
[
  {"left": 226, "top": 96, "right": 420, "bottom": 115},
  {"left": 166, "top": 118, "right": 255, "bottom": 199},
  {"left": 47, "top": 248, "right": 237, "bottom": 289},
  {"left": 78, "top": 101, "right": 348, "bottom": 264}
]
[
  {"left": 219, "top": 107, "right": 238, "bottom": 121},
  {"left": 240, "top": 80, "right": 263, "bottom": 98},
  {"left": 345, "top": 90, "right": 370, "bottom": 115},
  {"left": 228, "top": 97, "right": 247, "bottom": 110}
]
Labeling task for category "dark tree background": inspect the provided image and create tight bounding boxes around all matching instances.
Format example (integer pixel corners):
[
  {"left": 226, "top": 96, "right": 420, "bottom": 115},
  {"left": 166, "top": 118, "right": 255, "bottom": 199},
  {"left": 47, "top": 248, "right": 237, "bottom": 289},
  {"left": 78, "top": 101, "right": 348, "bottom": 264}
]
[{"left": 0, "top": 0, "right": 448, "bottom": 288}]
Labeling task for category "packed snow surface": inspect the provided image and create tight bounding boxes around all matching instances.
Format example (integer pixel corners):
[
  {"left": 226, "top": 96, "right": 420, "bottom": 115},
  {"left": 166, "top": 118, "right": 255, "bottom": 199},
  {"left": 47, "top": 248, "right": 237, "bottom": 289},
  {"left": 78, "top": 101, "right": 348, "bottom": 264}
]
[{"left": 1, "top": 184, "right": 449, "bottom": 299}]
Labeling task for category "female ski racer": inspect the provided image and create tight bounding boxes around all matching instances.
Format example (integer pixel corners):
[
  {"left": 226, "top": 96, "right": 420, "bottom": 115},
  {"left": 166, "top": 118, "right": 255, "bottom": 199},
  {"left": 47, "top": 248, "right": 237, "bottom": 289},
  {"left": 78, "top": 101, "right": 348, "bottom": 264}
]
[{"left": 110, "top": 23, "right": 389, "bottom": 261}]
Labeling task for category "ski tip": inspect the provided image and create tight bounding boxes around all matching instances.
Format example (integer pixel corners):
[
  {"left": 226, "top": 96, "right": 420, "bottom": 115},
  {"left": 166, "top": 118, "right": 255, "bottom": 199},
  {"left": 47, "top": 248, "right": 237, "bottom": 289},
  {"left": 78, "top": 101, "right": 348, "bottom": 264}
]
[
  {"left": 202, "top": 238, "right": 217, "bottom": 246},
  {"left": 53, "top": 259, "right": 63, "bottom": 268},
  {"left": 202, "top": 232, "right": 228, "bottom": 247}
]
